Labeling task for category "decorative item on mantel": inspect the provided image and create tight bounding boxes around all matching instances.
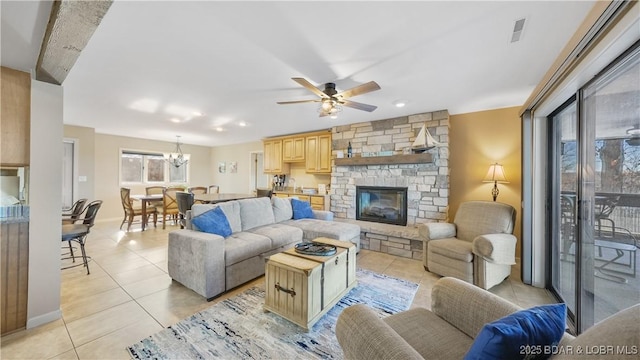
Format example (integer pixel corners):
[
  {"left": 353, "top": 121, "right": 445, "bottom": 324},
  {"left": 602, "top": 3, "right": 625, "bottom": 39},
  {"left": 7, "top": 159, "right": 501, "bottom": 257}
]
[
  {"left": 164, "top": 135, "right": 190, "bottom": 168},
  {"left": 483, "top": 163, "right": 509, "bottom": 201},
  {"left": 411, "top": 123, "right": 443, "bottom": 153}
]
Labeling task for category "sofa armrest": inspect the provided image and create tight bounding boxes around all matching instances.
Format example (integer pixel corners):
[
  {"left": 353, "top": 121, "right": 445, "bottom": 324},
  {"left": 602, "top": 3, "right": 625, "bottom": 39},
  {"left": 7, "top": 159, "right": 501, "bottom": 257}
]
[
  {"left": 168, "top": 229, "right": 226, "bottom": 300},
  {"left": 431, "top": 277, "right": 520, "bottom": 339},
  {"left": 472, "top": 233, "right": 517, "bottom": 265},
  {"left": 312, "top": 210, "right": 333, "bottom": 221},
  {"left": 418, "top": 222, "right": 456, "bottom": 240},
  {"left": 336, "top": 304, "right": 424, "bottom": 360}
]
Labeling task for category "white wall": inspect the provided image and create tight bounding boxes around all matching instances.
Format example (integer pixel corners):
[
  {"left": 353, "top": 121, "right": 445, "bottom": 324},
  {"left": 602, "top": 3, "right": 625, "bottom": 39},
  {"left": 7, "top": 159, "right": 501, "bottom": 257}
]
[{"left": 27, "top": 79, "right": 63, "bottom": 328}]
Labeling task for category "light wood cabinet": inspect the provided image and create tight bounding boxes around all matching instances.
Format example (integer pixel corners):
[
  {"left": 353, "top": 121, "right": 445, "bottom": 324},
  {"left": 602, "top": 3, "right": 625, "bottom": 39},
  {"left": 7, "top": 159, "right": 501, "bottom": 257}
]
[
  {"left": 273, "top": 192, "right": 329, "bottom": 211},
  {"left": 1, "top": 67, "right": 31, "bottom": 166},
  {"left": 263, "top": 139, "right": 289, "bottom": 174},
  {"left": 282, "top": 137, "right": 305, "bottom": 162},
  {"left": 305, "top": 134, "right": 332, "bottom": 173}
]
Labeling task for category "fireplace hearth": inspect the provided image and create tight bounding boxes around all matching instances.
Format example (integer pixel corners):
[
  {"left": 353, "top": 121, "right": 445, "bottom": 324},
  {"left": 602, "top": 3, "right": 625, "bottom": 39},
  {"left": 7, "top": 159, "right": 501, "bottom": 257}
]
[{"left": 356, "top": 186, "right": 408, "bottom": 226}]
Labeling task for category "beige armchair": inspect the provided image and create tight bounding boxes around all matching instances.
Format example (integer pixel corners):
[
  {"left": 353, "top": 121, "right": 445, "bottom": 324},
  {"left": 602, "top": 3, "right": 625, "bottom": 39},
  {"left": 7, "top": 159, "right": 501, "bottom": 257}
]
[{"left": 419, "top": 201, "right": 516, "bottom": 290}]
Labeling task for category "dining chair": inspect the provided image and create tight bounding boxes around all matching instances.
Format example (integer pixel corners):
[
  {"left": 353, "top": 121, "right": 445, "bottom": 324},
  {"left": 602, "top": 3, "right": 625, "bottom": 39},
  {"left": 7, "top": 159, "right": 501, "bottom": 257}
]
[
  {"left": 62, "top": 198, "right": 88, "bottom": 225},
  {"left": 157, "top": 187, "right": 181, "bottom": 229},
  {"left": 61, "top": 200, "right": 102, "bottom": 275},
  {"left": 120, "top": 188, "right": 157, "bottom": 231},
  {"left": 188, "top": 186, "right": 208, "bottom": 195},
  {"left": 146, "top": 185, "right": 165, "bottom": 208},
  {"left": 176, "top": 191, "right": 195, "bottom": 229},
  {"left": 209, "top": 185, "right": 220, "bottom": 194}
]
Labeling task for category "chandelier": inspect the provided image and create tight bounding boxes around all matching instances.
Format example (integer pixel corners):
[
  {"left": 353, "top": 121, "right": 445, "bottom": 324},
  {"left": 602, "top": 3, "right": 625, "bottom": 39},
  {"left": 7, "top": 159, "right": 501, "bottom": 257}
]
[{"left": 164, "top": 136, "right": 190, "bottom": 168}]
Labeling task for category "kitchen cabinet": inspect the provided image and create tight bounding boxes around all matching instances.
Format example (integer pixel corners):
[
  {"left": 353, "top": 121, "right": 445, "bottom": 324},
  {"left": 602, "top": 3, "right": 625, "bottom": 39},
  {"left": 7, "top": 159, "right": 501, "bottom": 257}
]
[
  {"left": 263, "top": 139, "right": 289, "bottom": 174},
  {"left": 272, "top": 191, "right": 329, "bottom": 211},
  {"left": 282, "top": 137, "right": 305, "bottom": 162},
  {"left": 305, "top": 134, "right": 332, "bottom": 173},
  {"left": 1, "top": 67, "right": 30, "bottom": 166}
]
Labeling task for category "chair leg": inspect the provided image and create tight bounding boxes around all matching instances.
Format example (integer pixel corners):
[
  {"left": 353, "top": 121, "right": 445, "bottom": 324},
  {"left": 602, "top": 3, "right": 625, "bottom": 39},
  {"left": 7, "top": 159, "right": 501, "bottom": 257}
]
[
  {"left": 68, "top": 240, "right": 75, "bottom": 263},
  {"left": 162, "top": 213, "right": 166, "bottom": 229},
  {"left": 153, "top": 212, "right": 157, "bottom": 228},
  {"left": 119, "top": 215, "right": 126, "bottom": 230},
  {"left": 78, "top": 238, "right": 90, "bottom": 275}
]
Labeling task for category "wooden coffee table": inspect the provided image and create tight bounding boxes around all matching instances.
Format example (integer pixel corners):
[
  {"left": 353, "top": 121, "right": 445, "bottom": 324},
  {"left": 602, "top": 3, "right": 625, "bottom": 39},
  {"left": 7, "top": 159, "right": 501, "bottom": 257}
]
[{"left": 263, "top": 238, "right": 357, "bottom": 330}]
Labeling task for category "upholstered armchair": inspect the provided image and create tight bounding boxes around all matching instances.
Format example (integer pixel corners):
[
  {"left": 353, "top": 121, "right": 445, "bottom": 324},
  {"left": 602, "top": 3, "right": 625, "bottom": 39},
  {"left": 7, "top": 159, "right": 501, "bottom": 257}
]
[{"left": 419, "top": 201, "right": 517, "bottom": 290}]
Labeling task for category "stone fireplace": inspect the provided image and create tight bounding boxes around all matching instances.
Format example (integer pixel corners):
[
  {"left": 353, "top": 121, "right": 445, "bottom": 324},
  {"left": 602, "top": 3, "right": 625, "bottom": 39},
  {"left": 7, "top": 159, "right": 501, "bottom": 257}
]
[
  {"left": 329, "top": 110, "right": 450, "bottom": 259},
  {"left": 356, "top": 186, "right": 408, "bottom": 226}
]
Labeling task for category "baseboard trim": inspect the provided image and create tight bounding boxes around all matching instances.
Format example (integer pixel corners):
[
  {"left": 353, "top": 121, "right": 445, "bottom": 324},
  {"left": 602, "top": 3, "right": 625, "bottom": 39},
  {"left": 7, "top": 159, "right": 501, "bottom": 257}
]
[{"left": 26, "top": 309, "right": 62, "bottom": 329}]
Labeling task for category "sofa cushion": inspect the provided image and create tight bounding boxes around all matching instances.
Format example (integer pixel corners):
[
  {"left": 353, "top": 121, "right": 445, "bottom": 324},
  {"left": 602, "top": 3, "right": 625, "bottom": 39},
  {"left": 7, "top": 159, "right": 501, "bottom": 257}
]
[
  {"left": 429, "top": 238, "right": 473, "bottom": 262},
  {"left": 192, "top": 202, "right": 241, "bottom": 233},
  {"left": 191, "top": 207, "right": 232, "bottom": 237},
  {"left": 384, "top": 307, "right": 474, "bottom": 359},
  {"left": 272, "top": 197, "right": 293, "bottom": 222},
  {"left": 464, "top": 303, "right": 566, "bottom": 360},
  {"left": 291, "top": 198, "right": 314, "bottom": 219},
  {"left": 248, "top": 223, "right": 303, "bottom": 248},
  {"left": 224, "top": 232, "right": 272, "bottom": 266},
  {"left": 239, "top": 197, "right": 275, "bottom": 231},
  {"left": 283, "top": 219, "right": 360, "bottom": 242}
]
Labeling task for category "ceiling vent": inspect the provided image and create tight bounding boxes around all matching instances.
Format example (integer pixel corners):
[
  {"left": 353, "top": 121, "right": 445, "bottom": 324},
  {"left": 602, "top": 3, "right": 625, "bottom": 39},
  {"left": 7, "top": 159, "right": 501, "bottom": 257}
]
[{"left": 510, "top": 18, "right": 526, "bottom": 43}]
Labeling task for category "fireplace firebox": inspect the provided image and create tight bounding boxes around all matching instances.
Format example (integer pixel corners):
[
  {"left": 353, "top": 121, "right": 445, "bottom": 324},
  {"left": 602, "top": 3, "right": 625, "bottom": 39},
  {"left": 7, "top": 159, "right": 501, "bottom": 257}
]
[{"left": 356, "top": 186, "right": 408, "bottom": 226}]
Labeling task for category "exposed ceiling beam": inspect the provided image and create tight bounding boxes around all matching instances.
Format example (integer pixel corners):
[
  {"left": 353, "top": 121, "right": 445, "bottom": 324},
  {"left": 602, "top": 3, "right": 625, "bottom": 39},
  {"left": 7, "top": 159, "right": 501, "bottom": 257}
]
[{"left": 35, "top": 0, "right": 112, "bottom": 85}]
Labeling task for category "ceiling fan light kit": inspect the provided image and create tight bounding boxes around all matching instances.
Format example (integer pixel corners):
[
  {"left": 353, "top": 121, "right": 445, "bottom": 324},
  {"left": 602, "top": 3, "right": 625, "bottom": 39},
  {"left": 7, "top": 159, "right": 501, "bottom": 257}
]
[{"left": 278, "top": 77, "right": 380, "bottom": 118}]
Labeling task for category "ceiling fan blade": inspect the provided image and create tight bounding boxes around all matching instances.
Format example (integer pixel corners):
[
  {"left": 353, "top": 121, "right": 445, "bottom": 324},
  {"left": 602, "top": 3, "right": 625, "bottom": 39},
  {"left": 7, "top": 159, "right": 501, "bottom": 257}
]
[
  {"left": 341, "top": 99, "right": 378, "bottom": 112},
  {"left": 277, "top": 99, "right": 320, "bottom": 105},
  {"left": 292, "top": 77, "right": 330, "bottom": 99},
  {"left": 337, "top": 81, "right": 381, "bottom": 99}
]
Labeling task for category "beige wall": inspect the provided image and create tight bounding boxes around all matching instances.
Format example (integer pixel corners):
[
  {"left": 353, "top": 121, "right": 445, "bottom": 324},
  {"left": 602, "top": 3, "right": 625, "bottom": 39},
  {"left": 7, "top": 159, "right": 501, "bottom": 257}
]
[
  {"left": 28, "top": 79, "right": 64, "bottom": 328},
  {"left": 450, "top": 106, "right": 522, "bottom": 255},
  {"left": 209, "top": 141, "right": 264, "bottom": 193},
  {"left": 63, "top": 125, "right": 95, "bottom": 201},
  {"left": 93, "top": 134, "right": 213, "bottom": 221}
]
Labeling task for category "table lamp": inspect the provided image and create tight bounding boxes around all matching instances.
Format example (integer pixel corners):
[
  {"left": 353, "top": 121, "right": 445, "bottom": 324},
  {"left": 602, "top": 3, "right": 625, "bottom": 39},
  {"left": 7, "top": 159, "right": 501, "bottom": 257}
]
[{"left": 483, "top": 163, "right": 508, "bottom": 201}]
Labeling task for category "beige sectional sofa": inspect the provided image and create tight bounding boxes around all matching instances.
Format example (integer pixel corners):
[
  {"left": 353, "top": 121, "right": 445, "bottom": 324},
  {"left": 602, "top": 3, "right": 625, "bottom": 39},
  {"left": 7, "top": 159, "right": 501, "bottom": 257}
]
[
  {"left": 168, "top": 196, "right": 360, "bottom": 300},
  {"left": 336, "top": 277, "right": 639, "bottom": 359}
]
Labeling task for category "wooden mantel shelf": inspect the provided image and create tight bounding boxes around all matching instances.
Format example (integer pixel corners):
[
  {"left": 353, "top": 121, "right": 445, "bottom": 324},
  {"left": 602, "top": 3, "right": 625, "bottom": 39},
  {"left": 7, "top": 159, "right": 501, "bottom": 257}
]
[{"left": 334, "top": 153, "right": 433, "bottom": 166}]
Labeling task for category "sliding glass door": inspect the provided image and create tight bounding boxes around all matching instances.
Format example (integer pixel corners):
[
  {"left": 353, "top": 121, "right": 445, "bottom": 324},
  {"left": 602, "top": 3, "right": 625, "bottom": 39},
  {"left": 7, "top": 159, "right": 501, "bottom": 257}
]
[{"left": 550, "top": 45, "right": 639, "bottom": 333}]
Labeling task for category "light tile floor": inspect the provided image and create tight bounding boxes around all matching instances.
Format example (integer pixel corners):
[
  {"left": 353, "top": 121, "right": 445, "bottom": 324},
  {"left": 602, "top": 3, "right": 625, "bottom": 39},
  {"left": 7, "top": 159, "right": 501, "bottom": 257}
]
[{"left": 1, "top": 220, "right": 555, "bottom": 359}]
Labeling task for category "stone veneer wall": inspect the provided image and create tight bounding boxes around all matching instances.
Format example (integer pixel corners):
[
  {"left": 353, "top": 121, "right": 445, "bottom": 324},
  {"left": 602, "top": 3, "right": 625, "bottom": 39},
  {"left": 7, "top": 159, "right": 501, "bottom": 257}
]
[{"left": 330, "top": 110, "right": 450, "bottom": 258}]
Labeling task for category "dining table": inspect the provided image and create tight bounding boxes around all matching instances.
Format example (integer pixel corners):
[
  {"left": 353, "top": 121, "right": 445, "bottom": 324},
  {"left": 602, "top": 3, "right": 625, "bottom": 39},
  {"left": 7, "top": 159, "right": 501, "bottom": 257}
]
[
  {"left": 194, "top": 193, "right": 256, "bottom": 204},
  {"left": 131, "top": 194, "right": 163, "bottom": 231}
]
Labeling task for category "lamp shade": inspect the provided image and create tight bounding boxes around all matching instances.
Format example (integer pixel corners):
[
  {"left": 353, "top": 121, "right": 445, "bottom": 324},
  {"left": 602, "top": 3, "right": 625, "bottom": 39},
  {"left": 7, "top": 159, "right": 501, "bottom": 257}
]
[{"left": 483, "top": 163, "right": 509, "bottom": 183}]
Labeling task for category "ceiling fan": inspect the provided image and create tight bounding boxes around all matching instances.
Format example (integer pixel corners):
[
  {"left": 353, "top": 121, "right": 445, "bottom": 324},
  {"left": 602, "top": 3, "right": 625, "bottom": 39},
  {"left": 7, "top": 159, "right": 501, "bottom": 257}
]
[{"left": 277, "top": 77, "right": 381, "bottom": 117}]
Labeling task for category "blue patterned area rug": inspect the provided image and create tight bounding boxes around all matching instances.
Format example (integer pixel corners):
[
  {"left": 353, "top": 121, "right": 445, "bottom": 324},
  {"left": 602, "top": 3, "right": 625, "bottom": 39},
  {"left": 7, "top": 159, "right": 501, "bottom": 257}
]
[{"left": 127, "top": 269, "right": 419, "bottom": 359}]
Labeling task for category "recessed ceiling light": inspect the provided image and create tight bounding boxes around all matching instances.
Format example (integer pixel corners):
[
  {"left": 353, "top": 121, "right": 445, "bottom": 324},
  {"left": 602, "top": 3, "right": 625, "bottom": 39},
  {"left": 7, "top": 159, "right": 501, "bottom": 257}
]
[
  {"left": 192, "top": 111, "right": 203, "bottom": 117},
  {"left": 170, "top": 118, "right": 181, "bottom": 123},
  {"left": 239, "top": 121, "right": 247, "bottom": 127},
  {"left": 330, "top": 114, "right": 338, "bottom": 119},
  {"left": 393, "top": 100, "right": 407, "bottom": 108},
  {"left": 216, "top": 127, "right": 224, "bottom": 132}
]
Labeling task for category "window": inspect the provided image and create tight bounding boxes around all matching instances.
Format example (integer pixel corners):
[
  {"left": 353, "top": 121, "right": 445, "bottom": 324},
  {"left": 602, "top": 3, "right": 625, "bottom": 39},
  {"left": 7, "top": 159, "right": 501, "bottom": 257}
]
[{"left": 120, "top": 150, "right": 188, "bottom": 184}]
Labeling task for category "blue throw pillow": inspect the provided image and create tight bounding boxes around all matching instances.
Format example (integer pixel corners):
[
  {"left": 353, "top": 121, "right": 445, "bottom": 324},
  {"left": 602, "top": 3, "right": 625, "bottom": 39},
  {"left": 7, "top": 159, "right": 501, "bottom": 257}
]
[
  {"left": 191, "top": 207, "right": 232, "bottom": 237},
  {"left": 464, "top": 303, "right": 566, "bottom": 360},
  {"left": 291, "top": 198, "right": 314, "bottom": 220}
]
